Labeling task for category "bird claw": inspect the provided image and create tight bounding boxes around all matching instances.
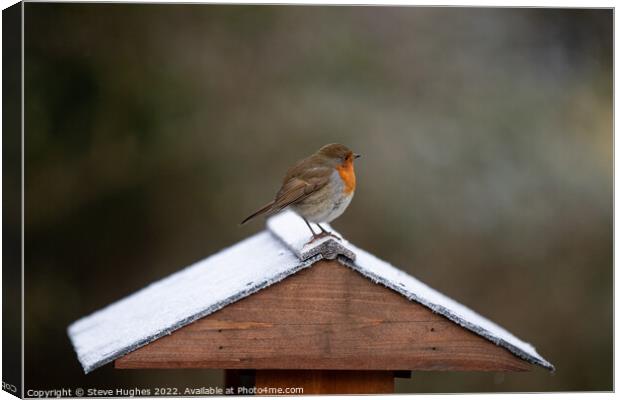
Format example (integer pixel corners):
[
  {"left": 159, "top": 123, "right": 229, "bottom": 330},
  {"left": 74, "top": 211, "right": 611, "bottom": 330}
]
[
  {"left": 306, "top": 231, "right": 341, "bottom": 245},
  {"left": 326, "top": 232, "right": 342, "bottom": 241}
]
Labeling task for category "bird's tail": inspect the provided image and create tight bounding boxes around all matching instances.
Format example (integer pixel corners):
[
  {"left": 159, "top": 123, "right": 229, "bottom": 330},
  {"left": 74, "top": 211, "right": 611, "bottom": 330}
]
[{"left": 240, "top": 200, "right": 276, "bottom": 225}]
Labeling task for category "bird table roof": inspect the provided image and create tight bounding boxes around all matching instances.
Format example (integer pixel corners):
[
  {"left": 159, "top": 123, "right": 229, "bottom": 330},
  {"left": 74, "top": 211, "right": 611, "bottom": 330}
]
[{"left": 67, "top": 210, "right": 554, "bottom": 374}]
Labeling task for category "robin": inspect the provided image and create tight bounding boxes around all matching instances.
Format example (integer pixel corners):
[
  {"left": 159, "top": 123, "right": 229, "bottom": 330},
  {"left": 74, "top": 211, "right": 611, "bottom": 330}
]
[{"left": 241, "top": 143, "right": 360, "bottom": 240}]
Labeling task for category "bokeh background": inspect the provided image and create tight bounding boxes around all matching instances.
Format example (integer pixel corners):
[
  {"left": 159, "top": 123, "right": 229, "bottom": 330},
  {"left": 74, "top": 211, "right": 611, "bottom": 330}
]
[{"left": 19, "top": 4, "right": 611, "bottom": 394}]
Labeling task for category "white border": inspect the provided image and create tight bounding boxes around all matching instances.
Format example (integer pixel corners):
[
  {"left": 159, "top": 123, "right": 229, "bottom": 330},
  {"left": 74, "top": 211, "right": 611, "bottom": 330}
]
[{"left": 0, "top": 2, "right": 615, "bottom": 400}]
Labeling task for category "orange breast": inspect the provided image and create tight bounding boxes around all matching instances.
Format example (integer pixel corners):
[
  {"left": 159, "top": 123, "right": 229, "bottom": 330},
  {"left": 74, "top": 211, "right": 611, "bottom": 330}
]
[{"left": 336, "top": 159, "right": 356, "bottom": 194}]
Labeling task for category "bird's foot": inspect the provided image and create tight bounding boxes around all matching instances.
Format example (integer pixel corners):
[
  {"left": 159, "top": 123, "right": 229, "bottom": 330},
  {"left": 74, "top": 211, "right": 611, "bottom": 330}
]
[
  {"left": 325, "top": 231, "right": 342, "bottom": 241},
  {"left": 305, "top": 231, "right": 341, "bottom": 245}
]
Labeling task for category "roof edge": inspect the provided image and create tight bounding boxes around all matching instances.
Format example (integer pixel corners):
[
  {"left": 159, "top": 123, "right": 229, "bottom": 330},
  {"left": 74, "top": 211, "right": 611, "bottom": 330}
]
[
  {"left": 76, "top": 253, "right": 323, "bottom": 373},
  {"left": 335, "top": 255, "right": 555, "bottom": 372}
]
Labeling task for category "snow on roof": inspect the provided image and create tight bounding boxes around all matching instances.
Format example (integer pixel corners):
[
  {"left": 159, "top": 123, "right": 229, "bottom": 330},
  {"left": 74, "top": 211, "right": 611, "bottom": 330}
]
[{"left": 68, "top": 210, "right": 554, "bottom": 373}]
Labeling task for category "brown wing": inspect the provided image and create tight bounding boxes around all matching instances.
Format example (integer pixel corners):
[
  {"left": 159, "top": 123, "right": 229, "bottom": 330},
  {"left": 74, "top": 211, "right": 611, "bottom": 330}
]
[
  {"left": 270, "top": 177, "right": 324, "bottom": 213},
  {"left": 273, "top": 154, "right": 332, "bottom": 208},
  {"left": 240, "top": 155, "right": 331, "bottom": 224}
]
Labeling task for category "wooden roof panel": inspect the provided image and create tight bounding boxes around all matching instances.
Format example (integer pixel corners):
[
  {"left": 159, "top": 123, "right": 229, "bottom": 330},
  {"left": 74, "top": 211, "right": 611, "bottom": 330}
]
[
  {"left": 68, "top": 211, "right": 554, "bottom": 373},
  {"left": 115, "top": 260, "right": 531, "bottom": 371}
]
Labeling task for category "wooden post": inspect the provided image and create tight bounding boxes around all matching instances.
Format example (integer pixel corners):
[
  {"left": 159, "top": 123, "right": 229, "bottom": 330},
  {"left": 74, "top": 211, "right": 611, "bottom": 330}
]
[
  {"left": 255, "top": 370, "right": 394, "bottom": 395},
  {"left": 224, "top": 369, "right": 400, "bottom": 395}
]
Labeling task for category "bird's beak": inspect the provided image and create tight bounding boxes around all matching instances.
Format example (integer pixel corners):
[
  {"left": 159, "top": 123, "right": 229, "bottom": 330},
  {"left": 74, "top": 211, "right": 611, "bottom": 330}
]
[{"left": 354, "top": 153, "right": 361, "bottom": 159}]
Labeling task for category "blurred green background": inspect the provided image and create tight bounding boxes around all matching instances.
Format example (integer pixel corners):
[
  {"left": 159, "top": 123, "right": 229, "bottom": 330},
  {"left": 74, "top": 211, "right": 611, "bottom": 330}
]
[{"left": 20, "top": 4, "right": 611, "bottom": 394}]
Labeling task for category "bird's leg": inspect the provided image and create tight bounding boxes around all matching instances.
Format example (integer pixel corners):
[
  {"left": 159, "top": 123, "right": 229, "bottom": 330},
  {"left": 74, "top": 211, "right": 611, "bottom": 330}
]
[
  {"left": 303, "top": 218, "right": 330, "bottom": 243},
  {"left": 317, "top": 223, "right": 329, "bottom": 234},
  {"left": 317, "top": 223, "right": 341, "bottom": 240},
  {"left": 302, "top": 217, "right": 320, "bottom": 238}
]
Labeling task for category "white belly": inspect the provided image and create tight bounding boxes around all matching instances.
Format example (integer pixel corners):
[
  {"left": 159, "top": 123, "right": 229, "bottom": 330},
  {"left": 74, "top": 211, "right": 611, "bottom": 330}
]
[
  {"left": 292, "top": 170, "right": 354, "bottom": 223},
  {"left": 322, "top": 191, "right": 353, "bottom": 222}
]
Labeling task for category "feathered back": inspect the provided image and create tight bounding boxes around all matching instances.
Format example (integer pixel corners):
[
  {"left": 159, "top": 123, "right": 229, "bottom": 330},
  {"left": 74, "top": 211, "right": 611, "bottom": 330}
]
[{"left": 241, "top": 143, "right": 352, "bottom": 225}]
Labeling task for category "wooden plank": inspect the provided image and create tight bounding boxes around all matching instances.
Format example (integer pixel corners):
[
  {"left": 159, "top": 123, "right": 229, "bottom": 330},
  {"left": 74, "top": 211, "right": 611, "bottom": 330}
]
[
  {"left": 255, "top": 370, "right": 394, "bottom": 394},
  {"left": 115, "top": 260, "right": 531, "bottom": 371}
]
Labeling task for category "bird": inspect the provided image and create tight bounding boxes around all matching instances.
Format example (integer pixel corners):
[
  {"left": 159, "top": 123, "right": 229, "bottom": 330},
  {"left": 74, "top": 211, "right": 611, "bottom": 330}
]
[{"left": 241, "top": 143, "right": 360, "bottom": 240}]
